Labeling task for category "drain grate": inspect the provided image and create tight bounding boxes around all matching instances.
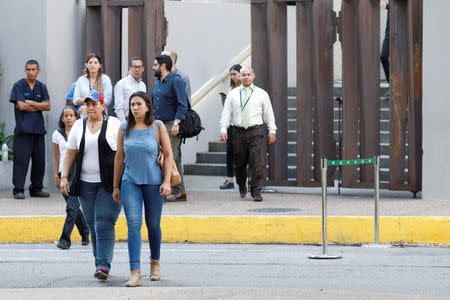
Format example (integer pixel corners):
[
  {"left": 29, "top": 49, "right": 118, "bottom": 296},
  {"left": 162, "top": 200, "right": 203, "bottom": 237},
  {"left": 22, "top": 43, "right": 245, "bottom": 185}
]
[{"left": 248, "top": 208, "right": 301, "bottom": 213}]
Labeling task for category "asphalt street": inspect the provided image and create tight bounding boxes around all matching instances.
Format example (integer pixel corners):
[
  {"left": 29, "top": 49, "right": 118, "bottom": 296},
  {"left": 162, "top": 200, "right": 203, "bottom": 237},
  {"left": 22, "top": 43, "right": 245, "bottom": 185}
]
[{"left": 0, "top": 243, "right": 449, "bottom": 299}]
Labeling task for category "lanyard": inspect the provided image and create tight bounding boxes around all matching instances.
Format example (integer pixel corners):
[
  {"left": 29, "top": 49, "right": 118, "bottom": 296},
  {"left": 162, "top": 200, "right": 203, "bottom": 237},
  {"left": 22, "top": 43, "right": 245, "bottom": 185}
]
[{"left": 240, "top": 87, "right": 254, "bottom": 112}]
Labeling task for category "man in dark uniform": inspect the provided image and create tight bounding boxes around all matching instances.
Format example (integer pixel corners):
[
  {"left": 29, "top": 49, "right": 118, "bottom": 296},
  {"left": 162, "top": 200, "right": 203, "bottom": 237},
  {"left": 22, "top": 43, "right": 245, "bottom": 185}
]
[{"left": 9, "top": 60, "right": 51, "bottom": 199}]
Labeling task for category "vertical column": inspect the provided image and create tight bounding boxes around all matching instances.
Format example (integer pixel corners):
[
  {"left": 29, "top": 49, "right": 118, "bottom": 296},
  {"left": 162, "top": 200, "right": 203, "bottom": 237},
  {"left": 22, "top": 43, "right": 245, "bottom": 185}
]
[
  {"left": 357, "top": 0, "right": 380, "bottom": 183},
  {"left": 389, "top": 0, "right": 408, "bottom": 187},
  {"left": 296, "top": 1, "right": 314, "bottom": 185},
  {"left": 266, "top": 0, "right": 288, "bottom": 181},
  {"left": 143, "top": 0, "right": 166, "bottom": 90},
  {"left": 406, "top": 0, "right": 422, "bottom": 193},
  {"left": 128, "top": 6, "right": 144, "bottom": 60},
  {"left": 251, "top": 0, "right": 268, "bottom": 89},
  {"left": 85, "top": 5, "right": 102, "bottom": 56},
  {"left": 341, "top": 0, "right": 380, "bottom": 187},
  {"left": 312, "top": 0, "right": 336, "bottom": 186},
  {"left": 101, "top": 0, "right": 122, "bottom": 86}
]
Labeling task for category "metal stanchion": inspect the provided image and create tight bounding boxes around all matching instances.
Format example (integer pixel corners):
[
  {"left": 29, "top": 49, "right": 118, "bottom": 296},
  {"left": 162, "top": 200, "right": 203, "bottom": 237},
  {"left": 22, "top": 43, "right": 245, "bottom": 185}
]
[
  {"left": 309, "top": 158, "right": 342, "bottom": 259},
  {"left": 374, "top": 156, "right": 380, "bottom": 244}
]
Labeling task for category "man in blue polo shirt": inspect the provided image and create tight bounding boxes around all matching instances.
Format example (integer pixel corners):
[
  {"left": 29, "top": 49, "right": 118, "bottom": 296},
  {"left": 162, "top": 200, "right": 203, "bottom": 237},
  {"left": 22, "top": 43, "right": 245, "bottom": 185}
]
[
  {"left": 9, "top": 60, "right": 51, "bottom": 199},
  {"left": 152, "top": 54, "right": 188, "bottom": 202}
]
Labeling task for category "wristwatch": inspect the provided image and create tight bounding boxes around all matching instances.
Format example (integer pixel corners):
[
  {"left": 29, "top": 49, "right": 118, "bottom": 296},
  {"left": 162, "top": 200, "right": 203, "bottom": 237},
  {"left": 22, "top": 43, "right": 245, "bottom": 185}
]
[{"left": 173, "top": 121, "right": 180, "bottom": 126}]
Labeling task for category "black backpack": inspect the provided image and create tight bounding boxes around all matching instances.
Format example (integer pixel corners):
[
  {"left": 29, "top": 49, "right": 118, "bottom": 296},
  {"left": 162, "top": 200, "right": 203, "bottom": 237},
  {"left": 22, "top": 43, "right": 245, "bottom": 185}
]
[{"left": 171, "top": 75, "right": 204, "bottom": 143}]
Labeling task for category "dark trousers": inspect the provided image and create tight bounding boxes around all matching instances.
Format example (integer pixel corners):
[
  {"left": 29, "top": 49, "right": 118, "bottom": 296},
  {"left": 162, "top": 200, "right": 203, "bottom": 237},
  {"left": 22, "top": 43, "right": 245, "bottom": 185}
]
[
  {"left": 232, "top": 125, "right": 267, "bottom": 197},
  {"left": 59, "top": 193, "right": 89, "bottom": 246},
  {"left": 226, "top": 126, "right": 234, "bottom": 178},
  {"left": 12, "top": 134, "right": 45, "bottom": 194},
  {"left": 381, "top": 33, "right": 390, "bottom": 82}
]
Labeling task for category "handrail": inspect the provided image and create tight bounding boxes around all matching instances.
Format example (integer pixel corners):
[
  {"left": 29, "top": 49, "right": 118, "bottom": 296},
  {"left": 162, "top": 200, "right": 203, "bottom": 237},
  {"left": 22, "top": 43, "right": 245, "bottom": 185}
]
[{"left": 191, "top": 45, "right": 251, "bottom": 106}]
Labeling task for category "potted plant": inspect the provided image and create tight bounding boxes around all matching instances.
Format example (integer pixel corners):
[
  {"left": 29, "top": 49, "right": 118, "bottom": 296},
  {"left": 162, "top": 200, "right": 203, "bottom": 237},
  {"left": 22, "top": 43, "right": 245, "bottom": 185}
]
[{"left": 0, "top": 122, "right": 13, "bottom": 161}]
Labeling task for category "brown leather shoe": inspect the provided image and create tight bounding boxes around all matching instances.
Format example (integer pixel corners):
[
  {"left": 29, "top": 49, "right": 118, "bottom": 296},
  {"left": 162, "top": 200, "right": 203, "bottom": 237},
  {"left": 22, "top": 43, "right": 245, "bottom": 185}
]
[{"left": 165, "top": 192, "right": 187, "bottom": 202}]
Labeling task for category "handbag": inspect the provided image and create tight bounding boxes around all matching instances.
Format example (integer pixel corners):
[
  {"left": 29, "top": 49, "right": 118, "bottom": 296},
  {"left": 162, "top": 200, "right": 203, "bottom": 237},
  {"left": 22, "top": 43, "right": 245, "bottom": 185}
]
[{"left": 154, "top": 120, "right": 181, "bottom": 186}]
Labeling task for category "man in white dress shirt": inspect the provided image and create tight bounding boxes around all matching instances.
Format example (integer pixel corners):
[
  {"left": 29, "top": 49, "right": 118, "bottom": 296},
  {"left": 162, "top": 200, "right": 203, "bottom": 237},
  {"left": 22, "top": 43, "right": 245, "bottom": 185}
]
[
  {"left": 219, "top": 66, "right": 277, "bottom": 202},
  {"left": 114, "top": 57, "right": 147, "bottom": 123}
]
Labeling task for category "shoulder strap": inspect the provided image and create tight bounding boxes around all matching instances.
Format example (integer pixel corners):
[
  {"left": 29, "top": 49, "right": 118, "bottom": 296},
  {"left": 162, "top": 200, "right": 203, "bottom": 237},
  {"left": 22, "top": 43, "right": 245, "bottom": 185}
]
[{"left": 153, "top": 120, "right": 161, "bottom": 148}]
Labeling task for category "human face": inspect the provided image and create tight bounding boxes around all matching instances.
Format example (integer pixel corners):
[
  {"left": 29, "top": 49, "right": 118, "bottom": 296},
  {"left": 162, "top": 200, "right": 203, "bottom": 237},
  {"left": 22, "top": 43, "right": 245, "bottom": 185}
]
[
  {"left": 62, "top": 108, "right": 76, "bottom": 128},
  {"left": 152, "top": 60, "right": 162, "bottom": 78},
  {"left": 230, "top": 69, "right": 241, "bottom": 86},
  {"left": 85, "top": 99, "right": 104, "bottom": 120},
  {"left": 130, "top": 96, "right": 149, "bottom": 120},
  {"left": 130, "top": 60, "right": 144, "bottom": 80},
  {"left": 25, "top": 64, "right": 40, "bottom": 81},
  {"left": 240, "top": 67, "right": 255, "bottom": 87},
  {"left": 86, "top": 57, "right": 101, "bottom": 75}
]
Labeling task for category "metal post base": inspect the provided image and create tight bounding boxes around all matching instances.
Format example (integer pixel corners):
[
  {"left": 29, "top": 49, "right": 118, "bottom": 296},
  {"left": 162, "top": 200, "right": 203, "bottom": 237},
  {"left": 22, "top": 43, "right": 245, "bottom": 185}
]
[{"left": 308, "top": 254, "right": 342, "bottom": 259}]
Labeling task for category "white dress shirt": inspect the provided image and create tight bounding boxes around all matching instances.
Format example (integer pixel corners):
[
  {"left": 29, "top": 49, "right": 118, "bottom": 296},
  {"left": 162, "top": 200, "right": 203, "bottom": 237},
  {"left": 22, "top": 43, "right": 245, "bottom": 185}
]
[
  {"left": 220, "top": 84, "right": 277, "bottom": 134},
  {"left": 73, "top": 74, "right": 113, "bottom": 107},
  {"left": 113, "top": 75, "right": 147, "bottom": 123}
]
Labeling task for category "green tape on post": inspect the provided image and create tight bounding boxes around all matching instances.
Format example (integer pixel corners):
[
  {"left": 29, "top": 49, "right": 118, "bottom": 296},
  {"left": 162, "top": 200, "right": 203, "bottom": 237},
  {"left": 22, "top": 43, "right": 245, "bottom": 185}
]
[{"left": 327, "top": 157, "right": 377, "bottom": 166}]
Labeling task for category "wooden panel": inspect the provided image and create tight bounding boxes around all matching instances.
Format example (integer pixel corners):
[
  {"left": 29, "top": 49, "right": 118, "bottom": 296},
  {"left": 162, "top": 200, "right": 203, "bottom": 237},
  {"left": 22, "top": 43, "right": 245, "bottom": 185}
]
[{"left": 266, "top": 0, "right": 288, "bottom": 181}]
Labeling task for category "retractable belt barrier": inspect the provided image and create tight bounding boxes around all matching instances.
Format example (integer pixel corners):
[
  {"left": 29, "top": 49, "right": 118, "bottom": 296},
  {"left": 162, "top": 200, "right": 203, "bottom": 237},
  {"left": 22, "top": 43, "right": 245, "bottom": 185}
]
[{"left": 309, "top": 156, "right": 380, "bottom": 259}]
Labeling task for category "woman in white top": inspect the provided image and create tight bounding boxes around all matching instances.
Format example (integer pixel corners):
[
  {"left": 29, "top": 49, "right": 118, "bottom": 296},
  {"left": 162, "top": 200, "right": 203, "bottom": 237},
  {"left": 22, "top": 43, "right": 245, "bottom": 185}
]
[
  {"left": 52, "top": 106, "right": 89, "bottom": 250},
  {"left": 60, "top": 90, "right": 122, "bottom": 281},
  {"left": 73, "top": 53, "right": 113, "bottom": 115}
]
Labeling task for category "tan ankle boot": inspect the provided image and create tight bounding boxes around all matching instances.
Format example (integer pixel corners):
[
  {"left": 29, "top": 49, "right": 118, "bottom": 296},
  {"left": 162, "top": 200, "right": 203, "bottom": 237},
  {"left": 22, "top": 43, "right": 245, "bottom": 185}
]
[
  {"left": 126, "top": 269, "right": 142, "bottom": 287},
  {"left": 150, "top": 259, "right": 160, "bottom": 281}
]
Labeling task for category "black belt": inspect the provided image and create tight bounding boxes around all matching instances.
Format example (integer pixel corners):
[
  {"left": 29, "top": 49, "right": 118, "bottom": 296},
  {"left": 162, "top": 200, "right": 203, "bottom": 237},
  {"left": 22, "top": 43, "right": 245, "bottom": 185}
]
[{"left": 233, "top": 124, "right": 263, "bottom": 131}]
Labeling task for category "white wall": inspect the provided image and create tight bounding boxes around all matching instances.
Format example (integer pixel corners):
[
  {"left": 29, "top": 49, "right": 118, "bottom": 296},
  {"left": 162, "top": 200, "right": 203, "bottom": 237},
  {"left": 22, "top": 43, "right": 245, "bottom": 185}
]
[
  {"left": 0, "top": 0, "right": 85, "bottom": 191},
  {"left": 422, "top": 0, "right": 450, "bottom": 200}
]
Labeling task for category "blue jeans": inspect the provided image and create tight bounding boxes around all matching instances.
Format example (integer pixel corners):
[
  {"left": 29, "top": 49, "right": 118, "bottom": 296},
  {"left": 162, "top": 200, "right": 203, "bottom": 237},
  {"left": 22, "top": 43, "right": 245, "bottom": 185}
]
[
  {"left": 78, "top": 181, "right": 122, "bottom": 272},
  {"left": 59, "top": 193, "right": 89, "bottom": 246},
  {"left": 121, "top": 180, "right": 163, "bottom": 270}
]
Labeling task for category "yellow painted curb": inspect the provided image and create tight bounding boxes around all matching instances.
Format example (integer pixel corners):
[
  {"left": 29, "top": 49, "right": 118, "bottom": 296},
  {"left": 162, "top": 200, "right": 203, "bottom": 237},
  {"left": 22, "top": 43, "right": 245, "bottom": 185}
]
[{"left": 0, "top": 216, "right": 449, "bottom": 244}]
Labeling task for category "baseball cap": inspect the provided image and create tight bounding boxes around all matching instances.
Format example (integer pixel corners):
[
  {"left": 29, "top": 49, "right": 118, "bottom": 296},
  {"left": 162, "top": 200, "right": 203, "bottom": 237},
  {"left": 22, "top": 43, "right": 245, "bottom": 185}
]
[{"left": 85, "top": 90, "right": 104, "bottom": 103}]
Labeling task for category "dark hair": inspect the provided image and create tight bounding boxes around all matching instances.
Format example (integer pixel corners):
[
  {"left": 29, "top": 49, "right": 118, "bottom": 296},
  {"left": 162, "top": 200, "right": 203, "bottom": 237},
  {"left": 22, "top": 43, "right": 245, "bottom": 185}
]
[
  {"left": 25, "top": 60, "right": 40, "bottom": 69},
  {"left": 155, "top": 55, "right": 172, "bottom": 71},
  {"left": 58, "top": 106, "right": 78, "bottom": 129},
  {"left": 85, "top": 53, "right": 104, "bottom": 92},
  {"left": 125, "top": 91, "right": 154, "bottom": 137},
  {"left": 229, "top": 64, "right": 242, "bottom": 88},
  {"left": 129, "top": 56, "right": 144, "bottom": 66}
]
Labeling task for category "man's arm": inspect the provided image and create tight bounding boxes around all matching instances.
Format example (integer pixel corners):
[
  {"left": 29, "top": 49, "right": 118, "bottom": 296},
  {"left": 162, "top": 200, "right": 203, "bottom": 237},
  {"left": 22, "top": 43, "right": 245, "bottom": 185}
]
[
  {"left": 113, "top": 81, "right": 126, "bottom": 123},
  {"left": 15, "top": 100, "right": 38, "bottom": 112},
  {"left": 173, "top": 77, "right": 188, "bottom": 120},
  {"left": 25, "top": 100, "right": 50, "bottom": 111}
]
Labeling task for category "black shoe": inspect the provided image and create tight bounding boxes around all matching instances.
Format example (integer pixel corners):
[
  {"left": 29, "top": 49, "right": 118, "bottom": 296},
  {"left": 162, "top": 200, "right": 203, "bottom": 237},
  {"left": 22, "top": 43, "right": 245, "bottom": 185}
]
[
  {"left": 57, "top": 241, "right": 70, "bottom": 250},
  {"left": 239, "top": 186, "right": 247, "bottom": 199},
  {"left": 94, "top": 267, "right": 109, "bottom": 280},
  {"left": 383, "top": 90, "right": 390, "bottom": 98},
  {"left": 81, "top": 237, "right": 89, "bottom": 246},
  {"left": 14, "top": 192, "right": 25, "bottom": 200},
  {"left": 220, "top": 180, "right": 234, "bottom": 190},
  {"left": 253, "top": 195, "right": 263, "bottom": 202},
  {"left": 30, "top": 190, "right": 50, "bottom": 197}
]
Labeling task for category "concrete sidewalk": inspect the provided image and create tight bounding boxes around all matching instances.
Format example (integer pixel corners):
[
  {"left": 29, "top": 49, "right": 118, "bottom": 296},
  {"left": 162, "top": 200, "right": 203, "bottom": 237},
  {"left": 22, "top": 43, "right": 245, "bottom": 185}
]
[{"left": 1, "top": 176, "right": 449, "bottom": 244}]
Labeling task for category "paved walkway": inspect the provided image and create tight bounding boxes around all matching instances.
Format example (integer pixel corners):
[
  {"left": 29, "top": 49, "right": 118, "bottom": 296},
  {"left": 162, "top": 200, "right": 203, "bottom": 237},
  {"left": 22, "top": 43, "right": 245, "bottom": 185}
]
[{"left": 0, "top": 175, "right": 448, "bottom": 217}]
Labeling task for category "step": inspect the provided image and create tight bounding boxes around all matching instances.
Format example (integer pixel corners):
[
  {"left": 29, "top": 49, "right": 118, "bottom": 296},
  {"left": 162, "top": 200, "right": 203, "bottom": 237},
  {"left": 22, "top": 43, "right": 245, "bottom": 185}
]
[
  {"left": 287, "top": 85, "right": 389, "bottom": 98},
  {"left": 287, "top": 96, "right": 390, "bottom": 109},
  {"left": 184, "top": 162, "right": 393, "bottom": 181}
]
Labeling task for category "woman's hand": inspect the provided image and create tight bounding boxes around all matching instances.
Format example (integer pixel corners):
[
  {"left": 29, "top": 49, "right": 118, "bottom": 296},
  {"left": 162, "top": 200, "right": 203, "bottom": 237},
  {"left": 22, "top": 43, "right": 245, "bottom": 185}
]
[
  {"left": 54, "top": 176, "right": 61, "bottom": 189},
  {"left": 160, "top": 181, "right": 171, "bottom": 197},
  {"left": 112, "top": 187, "right": 121, "bottom": 204},
  {"left": 60, "top": 177, "right": 70, "bottom": 196}
]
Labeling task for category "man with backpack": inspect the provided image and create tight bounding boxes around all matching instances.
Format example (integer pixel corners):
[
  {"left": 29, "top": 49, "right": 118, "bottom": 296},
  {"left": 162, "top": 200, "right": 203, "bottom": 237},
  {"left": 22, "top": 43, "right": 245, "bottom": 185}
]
[{"left": 152, "top": 54, "right": 188, "bottom": 202}]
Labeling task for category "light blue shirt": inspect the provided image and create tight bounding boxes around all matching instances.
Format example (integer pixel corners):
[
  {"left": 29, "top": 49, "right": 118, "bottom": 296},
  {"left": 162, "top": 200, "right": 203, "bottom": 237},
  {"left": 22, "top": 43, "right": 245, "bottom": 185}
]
[{"left": 121, "top": 122, "right": 163, "bottom": 185}]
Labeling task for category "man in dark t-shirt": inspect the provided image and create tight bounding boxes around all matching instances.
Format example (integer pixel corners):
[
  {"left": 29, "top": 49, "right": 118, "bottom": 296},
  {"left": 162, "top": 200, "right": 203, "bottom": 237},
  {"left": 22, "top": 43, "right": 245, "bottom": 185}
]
[{"left": 9, "top": 60, "right": 51, "bottom": 199}]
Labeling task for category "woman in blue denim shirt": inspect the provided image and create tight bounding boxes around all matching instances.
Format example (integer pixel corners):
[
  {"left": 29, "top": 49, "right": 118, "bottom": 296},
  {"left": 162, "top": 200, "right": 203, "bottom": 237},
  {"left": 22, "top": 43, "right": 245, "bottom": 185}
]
[{"left": 113, "top": 91, "right": 173, "bottom": 287}]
